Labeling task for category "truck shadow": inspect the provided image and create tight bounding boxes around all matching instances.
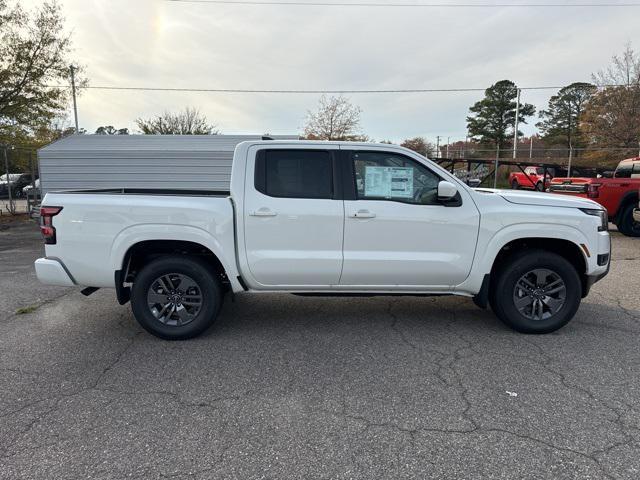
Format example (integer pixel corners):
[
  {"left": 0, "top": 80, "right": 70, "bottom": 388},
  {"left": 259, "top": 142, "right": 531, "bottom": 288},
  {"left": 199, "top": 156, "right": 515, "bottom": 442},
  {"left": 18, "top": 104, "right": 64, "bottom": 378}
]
[{"left": 208, "top": 293, "right": 640, "bottom": 340}]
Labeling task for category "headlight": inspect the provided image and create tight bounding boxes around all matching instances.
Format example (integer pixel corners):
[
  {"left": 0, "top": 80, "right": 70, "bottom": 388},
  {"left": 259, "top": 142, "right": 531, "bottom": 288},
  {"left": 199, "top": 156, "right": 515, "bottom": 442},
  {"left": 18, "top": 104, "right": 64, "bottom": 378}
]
[{"left": 580, "top": 208, "right": 608, "bottom": 232}]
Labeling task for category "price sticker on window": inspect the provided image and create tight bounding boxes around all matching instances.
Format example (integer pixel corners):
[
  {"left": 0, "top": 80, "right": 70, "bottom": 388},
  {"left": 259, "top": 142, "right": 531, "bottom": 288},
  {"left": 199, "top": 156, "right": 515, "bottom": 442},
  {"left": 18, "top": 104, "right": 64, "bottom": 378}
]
[{"left": 364, "top": 166, "right": 414, "bottom": 198}]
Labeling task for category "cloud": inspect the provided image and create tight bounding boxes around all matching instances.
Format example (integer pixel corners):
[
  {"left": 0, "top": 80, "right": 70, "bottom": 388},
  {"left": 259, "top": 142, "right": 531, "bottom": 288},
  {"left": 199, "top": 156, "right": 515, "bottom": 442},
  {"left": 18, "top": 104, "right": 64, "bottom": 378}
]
[{"left": 24, "top": 0, "right": 639, "bottom": 142}]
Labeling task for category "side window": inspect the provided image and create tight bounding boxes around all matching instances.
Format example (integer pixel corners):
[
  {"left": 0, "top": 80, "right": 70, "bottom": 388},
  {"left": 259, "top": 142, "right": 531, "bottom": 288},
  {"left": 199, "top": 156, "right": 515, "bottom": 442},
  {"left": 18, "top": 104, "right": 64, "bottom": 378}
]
[
  {"left": 632, "top": 162, "right": 640, "bottom": 178},
  {"left": 614, "top": 163, "right": 632, "bottom": 179},
  {"left": 352, "top": 151, "right": 441, "bottom": 205},
  {"left": 255, "top": 149, "right": 333, "bottom": 199}
]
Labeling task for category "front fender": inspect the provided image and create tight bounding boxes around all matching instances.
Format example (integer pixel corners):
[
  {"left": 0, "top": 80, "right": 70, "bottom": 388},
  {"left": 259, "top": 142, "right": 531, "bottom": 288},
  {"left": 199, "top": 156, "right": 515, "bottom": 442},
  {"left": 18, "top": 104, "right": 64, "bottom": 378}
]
[{"left": 456, "top": 223, "right": 590, "bottom": 295}]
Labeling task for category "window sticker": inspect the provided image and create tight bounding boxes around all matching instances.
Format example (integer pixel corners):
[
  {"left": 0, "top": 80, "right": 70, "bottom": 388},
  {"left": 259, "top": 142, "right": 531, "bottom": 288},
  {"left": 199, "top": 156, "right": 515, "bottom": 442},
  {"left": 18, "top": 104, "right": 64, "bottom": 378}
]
[{"left": 364, "top": 166, "right": 414, "bottom": 198}]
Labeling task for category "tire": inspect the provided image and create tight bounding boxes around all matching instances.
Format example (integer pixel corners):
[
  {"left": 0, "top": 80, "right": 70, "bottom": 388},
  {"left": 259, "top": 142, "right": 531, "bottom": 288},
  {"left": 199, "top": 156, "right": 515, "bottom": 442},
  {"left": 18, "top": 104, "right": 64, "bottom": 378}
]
[
  {"left": 130, "top": 255, "right": 222, "bottom": 340},
  {"left": 490, "top": 249, "right": 582, "bottom": 334},
  {"left": 616, "top": 203, "right": 640, "bottom": 237},
  {"left": 511, "top": 180, "right": 519, "bottom": 190},
  {"left": 535, "top": 181, "right": 544, "bottom": 192}
]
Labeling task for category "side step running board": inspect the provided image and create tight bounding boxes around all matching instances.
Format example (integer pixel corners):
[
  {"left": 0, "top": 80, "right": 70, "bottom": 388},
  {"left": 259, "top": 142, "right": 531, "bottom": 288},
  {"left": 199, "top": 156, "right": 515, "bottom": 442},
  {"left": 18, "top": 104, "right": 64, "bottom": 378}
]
[{"left": 81, "top": 287, "right": 100, "bottom": 297}]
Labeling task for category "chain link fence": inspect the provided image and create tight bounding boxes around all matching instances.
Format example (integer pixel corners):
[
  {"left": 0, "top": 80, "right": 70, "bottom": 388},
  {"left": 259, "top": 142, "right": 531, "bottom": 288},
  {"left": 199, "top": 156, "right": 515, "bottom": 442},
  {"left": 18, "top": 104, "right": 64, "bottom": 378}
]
[{"left": 0, "top": 145, "right": 40, "bottom": 217}]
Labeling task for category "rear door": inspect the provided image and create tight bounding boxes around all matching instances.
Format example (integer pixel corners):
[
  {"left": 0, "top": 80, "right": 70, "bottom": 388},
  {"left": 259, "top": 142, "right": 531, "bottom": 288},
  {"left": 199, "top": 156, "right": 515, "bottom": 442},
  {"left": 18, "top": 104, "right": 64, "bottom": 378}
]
[
  {"left": 340, "top": 149, "right": 480, "bottom": 288},
  {"left": 243, "top": 145, "right": 344, "bottom": 287}
]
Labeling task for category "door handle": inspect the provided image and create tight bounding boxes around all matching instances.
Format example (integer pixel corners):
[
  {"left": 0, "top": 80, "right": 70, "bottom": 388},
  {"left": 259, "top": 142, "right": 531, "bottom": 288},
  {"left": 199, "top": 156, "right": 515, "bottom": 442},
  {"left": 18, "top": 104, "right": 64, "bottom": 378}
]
[
  {"left": 250, "top": 208, "right": 277, "bottom": 217},
  {"left": 349, "top": 209, "right": 376, "bottom": 219}
]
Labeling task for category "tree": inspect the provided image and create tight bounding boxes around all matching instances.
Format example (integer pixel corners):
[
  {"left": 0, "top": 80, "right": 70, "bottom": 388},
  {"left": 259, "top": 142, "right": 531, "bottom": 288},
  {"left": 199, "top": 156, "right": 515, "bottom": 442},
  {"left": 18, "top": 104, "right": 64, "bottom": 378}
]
[
  {"left": 95, "top": 126, "right": 129, "bottom": 135},
  {"left": 136, "top": 108, "right": 218, "bottom": 135},
  {"left": 304, "top": 95, "right": 363, "bottom": 140},
  {"left": 400, "top": 137, "right": 436, "bottom": 157},
  {"left": 593, "top": 42, "right": 640, "bottom": 87},
  {"left": 466, "top": 80, "right": 535, "bottom": 153},
  {"left": 0, "top": 1, "right": 85, "bottom": 144},
  {"left": 581, "top": 44, "right": 640, "bottom": 165},
  {"left": 537, "top": 82, "right": 597, "bottom": 153}
]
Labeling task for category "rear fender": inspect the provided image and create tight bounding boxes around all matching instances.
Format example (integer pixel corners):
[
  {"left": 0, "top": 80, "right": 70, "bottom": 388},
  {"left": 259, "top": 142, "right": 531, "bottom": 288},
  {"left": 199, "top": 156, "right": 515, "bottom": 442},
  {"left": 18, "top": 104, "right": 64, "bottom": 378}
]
[{"left": 109, "top": 224, "right": 242, "bottom": 291}]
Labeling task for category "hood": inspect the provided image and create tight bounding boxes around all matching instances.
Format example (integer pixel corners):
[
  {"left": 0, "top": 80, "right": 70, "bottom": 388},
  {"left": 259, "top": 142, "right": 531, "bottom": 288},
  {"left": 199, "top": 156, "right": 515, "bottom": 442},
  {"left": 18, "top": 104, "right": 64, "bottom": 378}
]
[{"left": 475, "top": 188, "right": 603, "bottom": 210}]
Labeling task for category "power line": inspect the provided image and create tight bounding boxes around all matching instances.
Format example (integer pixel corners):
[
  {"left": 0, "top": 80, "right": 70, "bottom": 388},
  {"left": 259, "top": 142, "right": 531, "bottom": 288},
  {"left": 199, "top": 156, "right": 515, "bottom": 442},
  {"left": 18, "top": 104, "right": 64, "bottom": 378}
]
[
  {"left": 44, "top": 84, "right": 627, "bottom": 94},
  {"left": 164, "top": 0, "right": 640, "bottom": 7}
]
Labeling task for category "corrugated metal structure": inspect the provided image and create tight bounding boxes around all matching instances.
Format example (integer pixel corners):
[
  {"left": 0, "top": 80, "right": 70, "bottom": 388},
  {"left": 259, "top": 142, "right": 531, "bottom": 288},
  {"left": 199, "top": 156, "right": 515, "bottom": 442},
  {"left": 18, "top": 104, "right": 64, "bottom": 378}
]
[{"left": 38, "top": 134, "right": 299, "bottom": 194}]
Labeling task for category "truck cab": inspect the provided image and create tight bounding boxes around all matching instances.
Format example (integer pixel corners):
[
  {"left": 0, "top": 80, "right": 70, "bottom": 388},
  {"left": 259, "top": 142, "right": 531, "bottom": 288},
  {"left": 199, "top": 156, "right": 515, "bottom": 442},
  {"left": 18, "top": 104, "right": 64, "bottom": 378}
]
[{"left": 509, "top": 166, "right": 555, "bottom": 191}]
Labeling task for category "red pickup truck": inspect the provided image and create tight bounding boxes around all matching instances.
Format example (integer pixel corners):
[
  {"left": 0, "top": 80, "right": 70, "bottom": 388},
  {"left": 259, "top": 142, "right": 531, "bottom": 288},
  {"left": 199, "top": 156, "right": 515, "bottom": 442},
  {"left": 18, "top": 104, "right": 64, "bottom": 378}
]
[
  {"left": 549, "top": 157, "right": 640, "bottom": 237},
  {"left": 509, "top": 166, "right": 555, "bottom": 191}
]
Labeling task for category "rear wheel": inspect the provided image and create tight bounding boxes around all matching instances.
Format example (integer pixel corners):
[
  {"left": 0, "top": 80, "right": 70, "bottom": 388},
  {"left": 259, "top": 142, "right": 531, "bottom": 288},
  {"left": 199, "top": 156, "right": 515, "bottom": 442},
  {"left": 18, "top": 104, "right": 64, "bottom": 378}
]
[
  {"left": 617, "top": 203, "right": 640, "bottom": 237},
  {"left": 131, "top": 255, "right": 222, "bottom": 340},
  {"left": 490, "top": 250, "right": 582, "bottom": 334},
  {"left": 536, "top": 181, "right": 544, "bottom": 192}
]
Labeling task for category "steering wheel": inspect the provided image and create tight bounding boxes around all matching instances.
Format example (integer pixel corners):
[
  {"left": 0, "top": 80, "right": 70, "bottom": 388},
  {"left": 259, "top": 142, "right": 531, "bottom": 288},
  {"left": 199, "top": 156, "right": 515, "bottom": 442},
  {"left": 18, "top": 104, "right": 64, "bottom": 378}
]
[{"left": 413, "top": 186, "right": 438, "bottom": 203}]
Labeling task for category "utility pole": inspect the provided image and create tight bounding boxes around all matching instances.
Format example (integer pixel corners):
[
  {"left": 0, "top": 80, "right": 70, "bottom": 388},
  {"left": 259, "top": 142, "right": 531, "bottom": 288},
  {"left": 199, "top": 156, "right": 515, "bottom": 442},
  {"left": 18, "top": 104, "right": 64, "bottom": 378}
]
[
  {"left": 436, "top": 136, "right": 441, "bottom": 159},
  {"left": 567, "top": 144, "right": 573, "bottom": 178},
  {"left": 494, "top": 144, "right": 500, "bottom": 189},
  {"left": 2, "top": 145, "right": 14, "bottom": 214},
  {"left": 512, "top": 88, "right": 521, "bottom": 160},
  {"left": 446, "top": 136, "right": 450, "bottom": 159},
  {"left": 462, "top": 130, "right": 469, "bottom": 159},
  {"left": 70, "top": 65, "right": 79, "bottom": 133},
  {"left": 529, "top": 136, "right": 534, "bottom": 159}
]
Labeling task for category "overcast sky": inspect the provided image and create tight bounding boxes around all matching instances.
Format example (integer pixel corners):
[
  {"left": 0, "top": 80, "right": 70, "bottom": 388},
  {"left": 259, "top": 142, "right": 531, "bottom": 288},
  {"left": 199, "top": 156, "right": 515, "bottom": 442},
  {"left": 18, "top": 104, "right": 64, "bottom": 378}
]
[{"left": 22, "top": 0, "right": 639, "bottom": 143}]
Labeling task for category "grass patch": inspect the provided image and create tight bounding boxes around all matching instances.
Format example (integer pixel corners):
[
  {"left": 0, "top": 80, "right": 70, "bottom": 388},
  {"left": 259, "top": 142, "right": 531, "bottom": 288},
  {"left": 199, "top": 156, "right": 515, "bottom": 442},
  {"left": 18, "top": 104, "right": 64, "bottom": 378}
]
[
  {"left": 15, "top": 304, "right": 39, "bottom": 315},
  {"left": 0, "top": 213, "right": 30, "bottom": 224}
]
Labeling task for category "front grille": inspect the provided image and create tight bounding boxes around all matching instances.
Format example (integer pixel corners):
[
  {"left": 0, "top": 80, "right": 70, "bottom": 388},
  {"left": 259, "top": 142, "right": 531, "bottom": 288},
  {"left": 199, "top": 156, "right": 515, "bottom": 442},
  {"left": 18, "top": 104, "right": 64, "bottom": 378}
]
[{"left": 549, "top": 184, "right": 588, "bottom": 193}]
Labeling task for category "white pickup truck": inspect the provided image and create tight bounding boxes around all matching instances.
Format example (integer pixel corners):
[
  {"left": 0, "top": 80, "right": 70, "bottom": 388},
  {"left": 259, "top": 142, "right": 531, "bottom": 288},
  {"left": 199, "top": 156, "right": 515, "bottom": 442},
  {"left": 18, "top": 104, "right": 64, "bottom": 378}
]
[{"left": 35, "top": 140, "right": 611, "bottom": 340}]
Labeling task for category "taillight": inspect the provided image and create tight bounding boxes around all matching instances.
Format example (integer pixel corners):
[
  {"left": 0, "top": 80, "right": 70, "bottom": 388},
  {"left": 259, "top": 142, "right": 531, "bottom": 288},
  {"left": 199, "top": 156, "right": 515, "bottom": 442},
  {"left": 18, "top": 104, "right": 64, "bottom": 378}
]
[
  {"left": 587, "top": 183, "right": 601, "bottom": 199},
  {"left": 40, "top": 206, "right": 63, "bottom": 244}
]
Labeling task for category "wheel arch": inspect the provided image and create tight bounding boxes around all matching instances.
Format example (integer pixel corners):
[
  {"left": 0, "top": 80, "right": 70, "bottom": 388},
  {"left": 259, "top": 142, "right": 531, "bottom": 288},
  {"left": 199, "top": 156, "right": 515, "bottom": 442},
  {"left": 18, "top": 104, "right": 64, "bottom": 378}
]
[
  {"left": 613, "top": 190, "right": 639, "bottom": 222},
  {"left": 489, "top": 237, "right": 589, "bottom": 297},
  {"left": 110, "top": 225, "right": 243, "bottom": 302}
]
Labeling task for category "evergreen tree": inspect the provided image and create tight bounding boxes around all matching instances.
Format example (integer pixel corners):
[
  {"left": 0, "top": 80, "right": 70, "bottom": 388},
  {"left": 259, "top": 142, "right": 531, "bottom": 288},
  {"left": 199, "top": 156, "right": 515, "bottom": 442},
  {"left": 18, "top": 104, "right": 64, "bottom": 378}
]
[
  {"left": 466, "top": 80, "right": 535, "bottom": 154},
  {"left": 537, "top": 82, "right": 596, "bottom": 154}
]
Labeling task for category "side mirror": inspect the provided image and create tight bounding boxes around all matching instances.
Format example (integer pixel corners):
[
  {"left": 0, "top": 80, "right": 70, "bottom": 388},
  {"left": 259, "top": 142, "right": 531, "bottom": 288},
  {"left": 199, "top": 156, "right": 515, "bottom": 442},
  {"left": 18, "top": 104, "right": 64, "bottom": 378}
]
[{"left": 437, "top": 180, "right": 458, "bottom": 200}]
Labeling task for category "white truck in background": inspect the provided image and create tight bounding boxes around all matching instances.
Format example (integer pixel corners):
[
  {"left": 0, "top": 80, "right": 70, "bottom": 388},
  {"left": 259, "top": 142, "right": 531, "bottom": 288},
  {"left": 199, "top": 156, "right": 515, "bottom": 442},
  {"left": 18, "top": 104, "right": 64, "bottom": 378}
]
[{"left": 35, "top": 140, "right": 611, "bottom": 340}]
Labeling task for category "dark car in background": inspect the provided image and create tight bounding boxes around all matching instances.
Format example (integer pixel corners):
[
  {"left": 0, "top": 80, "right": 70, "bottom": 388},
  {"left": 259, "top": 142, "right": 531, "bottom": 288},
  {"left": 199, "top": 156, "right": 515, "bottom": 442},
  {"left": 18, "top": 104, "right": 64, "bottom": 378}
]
[{"left": 0, "top": 173, "right": 37, "bottom": 198}]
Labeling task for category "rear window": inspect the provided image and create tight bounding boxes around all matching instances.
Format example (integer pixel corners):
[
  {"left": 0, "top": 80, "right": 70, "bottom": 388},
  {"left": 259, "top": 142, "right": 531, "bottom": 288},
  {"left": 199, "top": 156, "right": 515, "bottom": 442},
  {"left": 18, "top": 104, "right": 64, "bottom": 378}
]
[
  {"left": 615, "top": 163, "right": 633, "bottom": 178},
  {"left": 255, "top": 149, "right": 333, "bottom": 199}
]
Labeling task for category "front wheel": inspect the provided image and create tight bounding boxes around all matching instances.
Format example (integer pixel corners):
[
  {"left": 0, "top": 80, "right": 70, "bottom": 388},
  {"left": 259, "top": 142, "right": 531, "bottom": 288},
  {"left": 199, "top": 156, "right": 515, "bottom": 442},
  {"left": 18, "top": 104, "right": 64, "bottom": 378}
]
[
  {"left": 490, "top": 250, "right": 582, "bottom": 334},
  {"left": 511, "top": 180, "right": 520, "bottom": 190},
  {"left": 130, "top": 256, "right": 223, "bottom": 340},
  {"left": 617, "top": 203, "right": 640, "bottom": 237}
]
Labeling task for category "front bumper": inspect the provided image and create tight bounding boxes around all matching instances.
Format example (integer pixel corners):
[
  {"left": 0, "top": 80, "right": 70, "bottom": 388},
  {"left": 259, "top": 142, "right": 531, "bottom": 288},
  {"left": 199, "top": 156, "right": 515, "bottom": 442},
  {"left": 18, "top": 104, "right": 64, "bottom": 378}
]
[
  {"left": 583, "top": 233, "right": 611, "bottom": 297},
  {"left": 34, "top": 258, "right": 75, "bottom": 286}
]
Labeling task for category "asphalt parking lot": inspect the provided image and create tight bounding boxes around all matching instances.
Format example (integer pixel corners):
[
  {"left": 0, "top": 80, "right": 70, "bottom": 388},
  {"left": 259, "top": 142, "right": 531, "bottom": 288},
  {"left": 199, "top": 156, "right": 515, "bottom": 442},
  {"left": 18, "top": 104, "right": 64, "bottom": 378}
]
[{"left": 1, "top": 219, "right": 639, "bottom": 479}]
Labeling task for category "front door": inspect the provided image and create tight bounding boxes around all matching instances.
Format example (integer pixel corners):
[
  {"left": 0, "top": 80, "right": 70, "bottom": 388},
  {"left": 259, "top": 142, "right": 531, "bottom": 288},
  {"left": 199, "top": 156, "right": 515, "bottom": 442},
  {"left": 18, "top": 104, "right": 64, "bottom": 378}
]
[
  {"left": 243, "top": 146, "right": 344, "bottom": 287},
  {"left": 340, "top": 150, "right": 480, "bottom": 288}
]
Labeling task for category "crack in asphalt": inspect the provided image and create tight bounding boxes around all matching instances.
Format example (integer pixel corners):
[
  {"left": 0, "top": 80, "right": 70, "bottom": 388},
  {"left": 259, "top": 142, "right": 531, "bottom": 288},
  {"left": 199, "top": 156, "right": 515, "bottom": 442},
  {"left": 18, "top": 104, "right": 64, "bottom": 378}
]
[
  {"left": 363, "top": 298, "right": 632, "bottom": 479},
  {"left": 5, "top": 288, "right": 76, "bottom": 323},
  {"left": 591, "top": 291, "right": 640, "bottom": 323},
  {"left": 386, "top": 299, "right": 453, "bottom": 387},
  {"left": 3, "top": 254, "right": 640, "bottom": 478}
]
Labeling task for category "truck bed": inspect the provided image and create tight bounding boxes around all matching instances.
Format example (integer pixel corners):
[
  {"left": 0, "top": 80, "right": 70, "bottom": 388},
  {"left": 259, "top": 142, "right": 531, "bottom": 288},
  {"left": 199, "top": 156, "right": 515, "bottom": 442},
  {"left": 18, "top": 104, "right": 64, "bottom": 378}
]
[{"left": 41, "top": 190, "right": 238, "bottom": 288}]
